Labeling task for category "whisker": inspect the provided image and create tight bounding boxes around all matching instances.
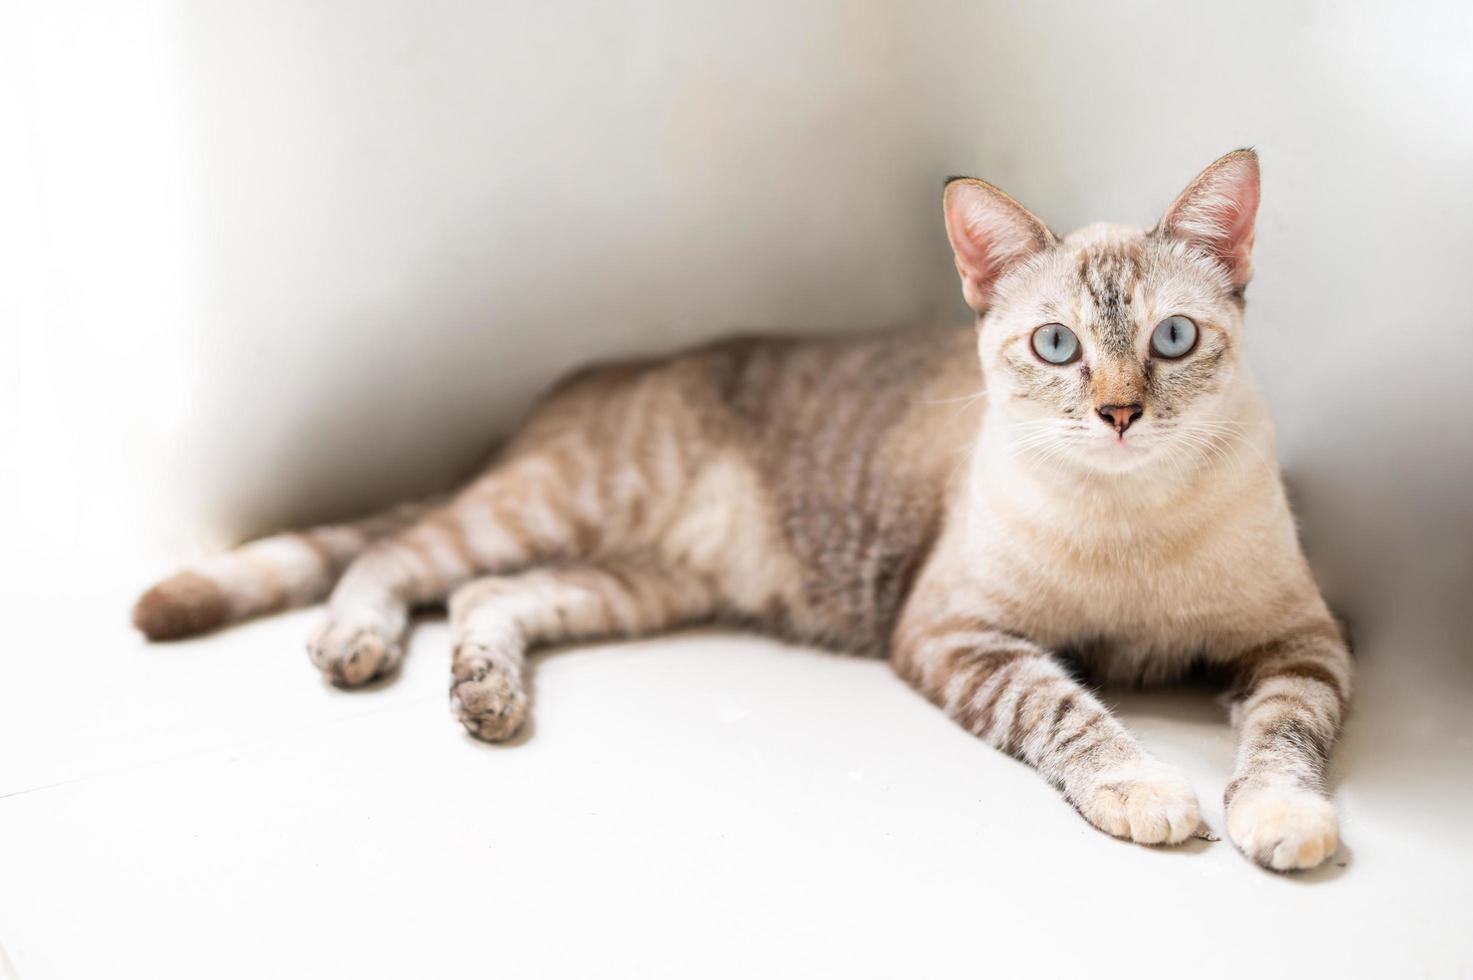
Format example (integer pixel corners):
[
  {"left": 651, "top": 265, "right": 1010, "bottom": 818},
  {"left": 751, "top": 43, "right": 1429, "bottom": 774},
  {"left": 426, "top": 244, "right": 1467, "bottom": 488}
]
[
  {"left": 1176, "top": 419, "right": 1275, "bottom": 477},
  {"left": 911, "top": 388, "right": 987, "bottom": 406}
]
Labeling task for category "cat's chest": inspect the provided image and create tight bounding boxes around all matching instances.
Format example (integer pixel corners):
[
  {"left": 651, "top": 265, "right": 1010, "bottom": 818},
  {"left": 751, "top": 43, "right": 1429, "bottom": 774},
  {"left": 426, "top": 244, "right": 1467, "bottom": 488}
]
[{"left": 963, "top": 488, "right": 1295, "bottom": 658}]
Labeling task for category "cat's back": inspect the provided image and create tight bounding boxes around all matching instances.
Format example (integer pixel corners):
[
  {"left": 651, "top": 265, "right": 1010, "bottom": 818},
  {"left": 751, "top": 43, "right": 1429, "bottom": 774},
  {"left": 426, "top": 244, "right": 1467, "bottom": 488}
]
[
  {"left": 528, "top": 325, "right": 980, "bottom": 456},
  {"left": 685, "top": 326, "right": 983, "bottom": 650},
  {"left": 685, "top": 325, "right": 978, "bottom": 437}
]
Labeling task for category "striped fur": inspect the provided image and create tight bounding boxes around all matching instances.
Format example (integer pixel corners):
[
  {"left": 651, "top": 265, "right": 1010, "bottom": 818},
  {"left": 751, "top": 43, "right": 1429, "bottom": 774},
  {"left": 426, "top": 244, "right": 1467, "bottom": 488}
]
[
  {"left": 134, "top": 499, "right": 438, "bottom": 640},
  {"left": 135, "top": 149, "right": 1350, "bottom": 870}
]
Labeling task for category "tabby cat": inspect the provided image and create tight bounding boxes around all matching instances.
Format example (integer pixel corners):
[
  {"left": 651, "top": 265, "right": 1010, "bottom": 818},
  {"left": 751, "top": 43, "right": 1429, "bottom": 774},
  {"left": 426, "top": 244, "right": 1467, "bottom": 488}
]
[{"left": 135, "top": 149, "right": 1349, "bottom": 871}]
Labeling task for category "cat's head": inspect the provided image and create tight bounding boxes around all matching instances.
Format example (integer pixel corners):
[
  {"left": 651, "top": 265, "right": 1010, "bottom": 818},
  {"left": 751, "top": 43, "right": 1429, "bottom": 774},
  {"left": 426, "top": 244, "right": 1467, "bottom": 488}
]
[{"left": 943, "top": 150, "right": 1260, "bottom": 474}]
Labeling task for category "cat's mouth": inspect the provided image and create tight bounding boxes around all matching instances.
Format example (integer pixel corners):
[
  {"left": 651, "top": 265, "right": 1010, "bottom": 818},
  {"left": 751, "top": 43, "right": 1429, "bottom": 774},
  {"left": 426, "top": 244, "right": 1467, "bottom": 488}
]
[{"left": 1080, "top": 429, "right": 1154, "bottom": 470}]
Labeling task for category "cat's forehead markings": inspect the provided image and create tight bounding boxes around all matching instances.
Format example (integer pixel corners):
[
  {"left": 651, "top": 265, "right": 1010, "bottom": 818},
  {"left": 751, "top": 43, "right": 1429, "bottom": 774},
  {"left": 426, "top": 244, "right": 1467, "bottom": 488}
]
[{"left": 1074, "top": 238, "right": 1145, "bottom": 358}]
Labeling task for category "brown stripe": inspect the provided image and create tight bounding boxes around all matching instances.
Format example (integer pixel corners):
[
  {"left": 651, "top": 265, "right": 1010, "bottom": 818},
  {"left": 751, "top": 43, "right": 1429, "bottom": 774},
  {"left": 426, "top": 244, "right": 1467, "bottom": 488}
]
[
  {"left": 1252, "top": 715, "right": 1335, "bottom": 769},
  {"left": 571, "top": 515, "right": 598, "bottom": 555},
  {"left": 916, "top": 615, "right": 1020, "bottom": 648},
  {"left": 467, "top": 493, "right": 534, "bottom": 557},
  {"left": 1245, "top": 691, "right": 1312, "bottom": 715},
  {"left": 623, "top": 493, "right": 647, "bottom": 538},
  {"left": 1253, "top": 661, "right": 1346, "bottom": 704},
  {"left": 378, "top": 541, "right": 432, "bottom": 600},
  {"left": 599, "top": 563, "right": 639, "bottom": 599},
  {"left": 591, "top": 565, "right": 639, "bottom": 633},
  {"left": 425, "top": 510, "right": 478, "bottom": 570},
  {"left": 1232, "top": 620, "right": 1342, "bottom": 676},
  {"left": 908, "top": 617, "right": 995, "bottom": 656},
  {"left": 947, "top": 649, "right": 1021, "bottom": 717},
  {"left": 598, "top": 562, "right": 645, "bottom": 630},
  {"left": 388, "top": 536, "right": 438, "bottom": 595},
  {"left": 1053, "top": 712, "right": 1104, "bottom": 758},
  {"left": 1059, "top": 733, "right": 1109, "bottom": 769},
  {"left": 941, "top": 643, "right": 996, "bottom": 676},
  {"left": 1046, "top": 693, "right": 1078, "bottom": 743},
  {"left": 960, "top": 657, "right": 1032, "bottom": 737},
  {"left": 1003, "top": 676, "right": 1058, "bottom": 756},
  {"left": 940, "top": 645, "right": 1022, "bottom": 704}
]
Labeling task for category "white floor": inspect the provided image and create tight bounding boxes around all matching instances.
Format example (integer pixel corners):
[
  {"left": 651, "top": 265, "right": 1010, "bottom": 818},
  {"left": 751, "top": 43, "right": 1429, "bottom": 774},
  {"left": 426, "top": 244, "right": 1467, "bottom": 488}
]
[{"left": 2, "top": 562, "right": 1471, "bottom": 980}]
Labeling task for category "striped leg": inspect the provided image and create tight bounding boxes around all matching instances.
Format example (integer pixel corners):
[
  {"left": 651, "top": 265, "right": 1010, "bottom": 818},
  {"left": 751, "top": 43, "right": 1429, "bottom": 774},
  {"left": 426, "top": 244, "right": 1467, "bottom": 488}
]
[
  {"left": 311, "top": 375, "right": 694, "bottom": 688},
  {"left": 894, "top": 618, "right": 1201, "bottom": 845},
  {"left": 1223, "top": 620, "right": 1351, "bottom": 871},
  {"left": 446, "top": 563, "right": 716, "bottom": 740},
  {"left": 308, "top": 451, "right": 594, "bottom": 686}
]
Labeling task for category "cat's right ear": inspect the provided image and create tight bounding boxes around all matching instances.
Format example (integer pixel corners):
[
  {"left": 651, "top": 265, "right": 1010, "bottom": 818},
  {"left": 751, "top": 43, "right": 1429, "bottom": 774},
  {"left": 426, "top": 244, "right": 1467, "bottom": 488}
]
[{"left": 943, "top": 178, "right": 1056, "bottom": 315}]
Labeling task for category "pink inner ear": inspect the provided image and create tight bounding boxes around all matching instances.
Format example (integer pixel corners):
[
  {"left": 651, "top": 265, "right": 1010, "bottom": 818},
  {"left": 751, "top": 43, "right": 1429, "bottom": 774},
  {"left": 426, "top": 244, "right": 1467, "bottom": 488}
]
[
  {"left": 1163, "top": 155, "right": 1261, "bottom": 288},
  {"left": 944, "top": 181, "right": 1051, "bottom": 312}
]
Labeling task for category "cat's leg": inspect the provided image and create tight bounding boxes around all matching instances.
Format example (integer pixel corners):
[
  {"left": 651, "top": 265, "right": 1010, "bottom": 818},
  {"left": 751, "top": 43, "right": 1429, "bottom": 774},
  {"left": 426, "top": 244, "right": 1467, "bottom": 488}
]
[
  {"left": 308, "top": 454, "right": 590, "bottom": 686},
  {"left": 309, "top": 360, "right": 707, "bottom": 687},
  {"left": 893, "top": 616, "right": 1201, "bottom": 845},
  {"left": 311, "top": 377, "right": 703, "bottom": 686},
  {"left": 1222, "top": 619, "right": 1351, "bottom": 871},
  {"left": 446, "top": 562, "right": 717, "bottom": 740}
]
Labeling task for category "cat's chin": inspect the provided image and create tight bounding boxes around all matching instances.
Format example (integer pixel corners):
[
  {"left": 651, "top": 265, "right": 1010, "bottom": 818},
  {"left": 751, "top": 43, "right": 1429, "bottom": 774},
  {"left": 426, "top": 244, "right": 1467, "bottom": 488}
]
[{"left": 1074, "top": 436, "right": 1158, "bottom": 474}]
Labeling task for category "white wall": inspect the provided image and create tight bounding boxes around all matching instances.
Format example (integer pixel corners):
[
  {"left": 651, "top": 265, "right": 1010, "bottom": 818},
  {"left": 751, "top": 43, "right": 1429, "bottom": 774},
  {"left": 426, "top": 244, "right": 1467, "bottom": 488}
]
[{"left": 6, "top": 0, "right": 1471, "bottom": 669}]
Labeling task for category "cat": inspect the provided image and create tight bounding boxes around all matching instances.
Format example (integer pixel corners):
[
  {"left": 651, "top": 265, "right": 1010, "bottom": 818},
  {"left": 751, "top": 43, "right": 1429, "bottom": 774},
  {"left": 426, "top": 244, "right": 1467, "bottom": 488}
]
[{"left": 135, "top": 149, "right": 1349, "bottom": 871}]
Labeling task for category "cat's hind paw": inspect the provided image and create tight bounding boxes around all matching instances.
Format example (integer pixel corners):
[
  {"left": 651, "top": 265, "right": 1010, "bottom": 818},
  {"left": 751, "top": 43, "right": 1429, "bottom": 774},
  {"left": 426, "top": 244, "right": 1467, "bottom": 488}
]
[
  {"left": 450, "top": 646, "right": 528, "bottom": 741},
  {"left": 308, "top": 619, "right": 403, "bottom": 687},
  {"left": 1072, "top": 760, "right": 1201, "bottom": 845},
  {"left": 1226, "top": 781, "right": 1339, "bottom": 871}
]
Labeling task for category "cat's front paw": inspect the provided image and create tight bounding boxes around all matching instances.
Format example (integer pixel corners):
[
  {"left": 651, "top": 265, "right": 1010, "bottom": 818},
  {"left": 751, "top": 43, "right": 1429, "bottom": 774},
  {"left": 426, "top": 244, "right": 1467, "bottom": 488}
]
[
  {"left": 308, "top": 619, "right": 402, "bottom": 687},
  {"left": 1226, "top": 780, "right": 1339, "bottom": 871},
  {"left": 1071, "top": 759, "right": 1201, "bottom": 845},
  {"left": 450, "top": 645, "right": 528, "bottom": 741}
]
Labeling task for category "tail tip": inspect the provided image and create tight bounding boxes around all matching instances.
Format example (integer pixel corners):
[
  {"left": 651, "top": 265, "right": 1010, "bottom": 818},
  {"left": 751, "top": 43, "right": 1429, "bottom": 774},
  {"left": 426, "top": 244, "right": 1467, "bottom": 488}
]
[{"left": 133, "top": 572, "right": 229, "bottom": 640}]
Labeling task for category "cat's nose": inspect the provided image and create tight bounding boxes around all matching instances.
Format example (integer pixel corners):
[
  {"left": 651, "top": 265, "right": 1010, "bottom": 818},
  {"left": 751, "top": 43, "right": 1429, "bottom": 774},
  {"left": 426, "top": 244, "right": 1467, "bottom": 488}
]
[{"left": 1097, "top": 403, "right": 1144, "bottom": 434}]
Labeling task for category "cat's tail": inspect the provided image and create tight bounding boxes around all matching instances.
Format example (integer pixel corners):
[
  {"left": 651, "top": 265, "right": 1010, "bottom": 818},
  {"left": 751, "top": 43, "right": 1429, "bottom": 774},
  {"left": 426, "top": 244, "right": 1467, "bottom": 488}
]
[{"left": 132, "top": 496, "right": 445, "bottom": 641}]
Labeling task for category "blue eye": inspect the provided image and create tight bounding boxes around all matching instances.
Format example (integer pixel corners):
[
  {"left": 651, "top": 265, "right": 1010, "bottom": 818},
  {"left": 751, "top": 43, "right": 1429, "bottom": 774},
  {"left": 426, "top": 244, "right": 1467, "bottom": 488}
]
[
  {"left": 1151, "top": 315, "right": 1198, "bottom": 359},
  {"left": 1031, "top": 323, "right": 1080, "bottom": 365}
]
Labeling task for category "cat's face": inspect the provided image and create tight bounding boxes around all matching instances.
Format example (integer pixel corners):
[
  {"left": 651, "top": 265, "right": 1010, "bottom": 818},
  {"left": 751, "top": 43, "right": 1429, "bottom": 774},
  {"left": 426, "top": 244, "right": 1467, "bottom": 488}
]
[
  {"left": 978, "top": 223, "right": 1247, "bottom": 472},
  {"left": 944, "top": 151, "right": 1260, "bottom": 474}
]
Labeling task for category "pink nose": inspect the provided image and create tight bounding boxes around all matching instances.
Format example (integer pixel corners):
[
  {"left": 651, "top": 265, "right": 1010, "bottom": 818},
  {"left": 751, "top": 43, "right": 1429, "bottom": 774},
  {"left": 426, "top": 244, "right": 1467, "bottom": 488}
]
[{"left": 1097, "top": 403, "right": 1143, "bottom": 434}]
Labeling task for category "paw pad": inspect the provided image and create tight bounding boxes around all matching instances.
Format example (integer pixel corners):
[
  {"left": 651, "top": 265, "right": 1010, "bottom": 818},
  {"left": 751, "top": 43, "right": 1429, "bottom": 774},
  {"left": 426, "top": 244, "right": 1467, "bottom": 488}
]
[
  {"left": 308, "top": 622, "right": 401, "bottom": 687},
  {"left": 450, "top": 666, "right": 528, "bottom": 742}
]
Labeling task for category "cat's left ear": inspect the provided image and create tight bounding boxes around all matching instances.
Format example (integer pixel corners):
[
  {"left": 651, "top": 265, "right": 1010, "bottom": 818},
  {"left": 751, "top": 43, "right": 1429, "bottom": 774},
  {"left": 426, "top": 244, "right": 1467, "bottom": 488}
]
[
  {"left": 1156, "top": 148, "right": 1261, "bottom": 291},
  {"left": 943, "top": 178, "right": 1057, "bottom": 315}
]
